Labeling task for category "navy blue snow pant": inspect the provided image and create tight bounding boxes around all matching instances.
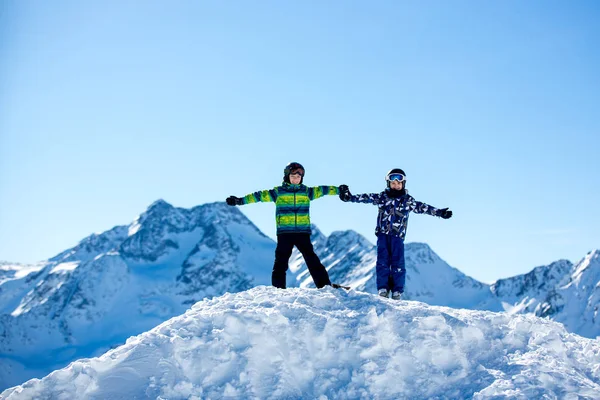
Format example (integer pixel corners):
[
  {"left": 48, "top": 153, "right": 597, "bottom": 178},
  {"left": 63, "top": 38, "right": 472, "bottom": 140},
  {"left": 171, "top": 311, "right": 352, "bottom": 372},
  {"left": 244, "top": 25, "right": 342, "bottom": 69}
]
[
  {"left": 272, "top": 233, "right": 332, "bottom": 289},
  {"left": 376, "top": 233, "right": 406, "bottom": 293}
]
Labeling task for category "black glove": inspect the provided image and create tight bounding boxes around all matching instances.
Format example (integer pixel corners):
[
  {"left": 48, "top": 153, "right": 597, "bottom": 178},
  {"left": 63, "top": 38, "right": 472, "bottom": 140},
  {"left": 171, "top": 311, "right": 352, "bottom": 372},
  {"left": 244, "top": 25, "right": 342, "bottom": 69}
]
[
  {"left": 439, "top": 208, "right": 452, "bottom": 219},
  {"left": 338, "top": 185, "right": 351, "bottom": 202},
  {"left": 226, "top": 196, "right": 241, "bottom": 206}
]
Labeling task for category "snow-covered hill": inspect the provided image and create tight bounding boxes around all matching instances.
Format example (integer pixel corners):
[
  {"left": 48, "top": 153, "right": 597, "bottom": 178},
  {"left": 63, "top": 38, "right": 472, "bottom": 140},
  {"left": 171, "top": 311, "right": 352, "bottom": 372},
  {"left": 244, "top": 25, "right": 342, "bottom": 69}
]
[{"left": 3, "top": 286, "right": 599, "bottom": 399}]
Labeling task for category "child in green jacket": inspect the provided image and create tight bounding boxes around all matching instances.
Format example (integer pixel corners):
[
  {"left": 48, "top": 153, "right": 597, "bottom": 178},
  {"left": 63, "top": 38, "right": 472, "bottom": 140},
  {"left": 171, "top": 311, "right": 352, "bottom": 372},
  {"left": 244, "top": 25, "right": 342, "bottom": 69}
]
[{"left": 226, "top": 162, "right": 345, "bottom": 289}]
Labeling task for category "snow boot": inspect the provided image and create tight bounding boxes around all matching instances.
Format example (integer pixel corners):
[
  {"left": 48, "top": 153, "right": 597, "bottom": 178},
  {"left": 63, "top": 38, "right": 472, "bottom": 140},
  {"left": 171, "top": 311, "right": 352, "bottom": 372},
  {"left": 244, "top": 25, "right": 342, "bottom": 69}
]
[
  {"left": 392, "top": 291, "right": 402, "bottom": 300},
  {"left": 378, "top": 288, "right": 389, "bottom": 298}
]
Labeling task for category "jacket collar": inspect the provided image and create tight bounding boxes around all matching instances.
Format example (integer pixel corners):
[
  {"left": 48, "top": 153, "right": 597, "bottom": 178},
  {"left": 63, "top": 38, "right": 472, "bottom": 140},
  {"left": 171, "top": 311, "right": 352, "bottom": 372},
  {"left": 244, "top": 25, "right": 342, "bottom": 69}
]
[
  {"left": 385, "top": 188, "right": 407, "bottom": 198},
  {"left": 282, "top": 182, "right": 303, "bottom": 191}
]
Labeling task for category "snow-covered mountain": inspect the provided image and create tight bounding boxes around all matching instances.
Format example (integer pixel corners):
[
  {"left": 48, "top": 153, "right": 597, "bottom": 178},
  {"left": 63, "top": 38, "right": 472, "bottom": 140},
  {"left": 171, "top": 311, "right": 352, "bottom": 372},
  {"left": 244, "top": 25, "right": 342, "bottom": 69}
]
[
  {"left": 0, "top": 200, "right": 277, "bottom": 390},
  {"left": 537, "top": 250, "right": 600, "bottom": 338},
  {"left": 490, "top": 251, "right": 600, "bottom": 339},
  {"left": 3, "top": 287, "right": 600, "bottom": 399},
  {"left": 491, "top": 259, "right": 574, "bottom": 310}
]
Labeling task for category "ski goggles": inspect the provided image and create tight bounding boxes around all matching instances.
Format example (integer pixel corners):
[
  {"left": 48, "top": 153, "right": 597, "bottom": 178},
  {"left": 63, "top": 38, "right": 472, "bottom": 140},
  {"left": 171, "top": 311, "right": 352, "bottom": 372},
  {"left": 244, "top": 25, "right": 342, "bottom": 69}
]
[
  {"left": 289, "top": 169, "right": 304, "bottom": 177},
  {"left": 387, "top": 173, "right": 405, "bottom": 182}
]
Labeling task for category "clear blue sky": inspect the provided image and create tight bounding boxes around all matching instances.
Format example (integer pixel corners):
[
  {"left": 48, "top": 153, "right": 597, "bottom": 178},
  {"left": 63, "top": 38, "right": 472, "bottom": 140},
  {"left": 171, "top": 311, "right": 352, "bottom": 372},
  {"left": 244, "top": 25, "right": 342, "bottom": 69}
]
[{"left": 1, "top": 1, "right": 599, "bottom": 283}]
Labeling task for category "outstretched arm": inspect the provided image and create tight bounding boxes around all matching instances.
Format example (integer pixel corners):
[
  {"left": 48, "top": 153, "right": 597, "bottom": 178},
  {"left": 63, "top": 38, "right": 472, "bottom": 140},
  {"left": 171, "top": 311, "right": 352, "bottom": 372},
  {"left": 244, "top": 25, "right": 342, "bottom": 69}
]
[
  {"left": 342, "top": 189, "right": 385, "bottom": 205},
  {"left": 226, "top": 188, "right": 278, "bottom": 206},
  {"left": 307, "top": 185, "right": 340, "bottom": 201},
  {"left": 407, "top": 197, "right": 452, "bottom": 218}
]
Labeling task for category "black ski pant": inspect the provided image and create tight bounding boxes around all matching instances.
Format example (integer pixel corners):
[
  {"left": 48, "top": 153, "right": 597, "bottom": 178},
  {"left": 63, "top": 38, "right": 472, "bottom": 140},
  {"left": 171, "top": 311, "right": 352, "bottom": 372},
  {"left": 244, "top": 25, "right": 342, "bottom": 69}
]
[{"left": 272, "top": 233, "right": 332, "bottom": 289}]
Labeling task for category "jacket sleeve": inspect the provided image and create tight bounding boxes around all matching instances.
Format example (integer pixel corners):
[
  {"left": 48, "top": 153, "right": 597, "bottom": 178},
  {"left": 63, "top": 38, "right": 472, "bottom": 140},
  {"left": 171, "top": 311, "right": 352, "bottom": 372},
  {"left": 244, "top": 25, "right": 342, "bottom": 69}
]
[
  {"left": 308, "top": 185, "right": 340, "bottom": 200},
  {"left": 406, "top": 196, "right": 441, "bottom": 216},
  {"left": 347, "top": 192, "right": 385, "bottom": 205},
  {"left": 240, "top": 188, "right": 278, "bottom": 205}
]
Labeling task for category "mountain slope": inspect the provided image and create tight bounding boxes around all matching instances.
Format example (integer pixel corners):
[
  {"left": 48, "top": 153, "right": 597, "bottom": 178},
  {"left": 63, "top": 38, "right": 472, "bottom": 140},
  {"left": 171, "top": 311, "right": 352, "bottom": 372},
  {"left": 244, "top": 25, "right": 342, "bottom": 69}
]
[
  {"left": 542, "top": 250, "right": 600, "bottom": 338},
  {"left": 490, "top": 251, "right": 600, "bottom": 338}
]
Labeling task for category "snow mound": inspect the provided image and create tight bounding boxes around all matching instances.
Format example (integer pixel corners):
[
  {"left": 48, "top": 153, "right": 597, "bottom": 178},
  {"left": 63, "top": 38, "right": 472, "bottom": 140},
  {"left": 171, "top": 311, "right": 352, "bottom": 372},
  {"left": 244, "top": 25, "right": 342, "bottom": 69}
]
[{"left": 3, "top": 287, "right": 600, "bottom": 399}]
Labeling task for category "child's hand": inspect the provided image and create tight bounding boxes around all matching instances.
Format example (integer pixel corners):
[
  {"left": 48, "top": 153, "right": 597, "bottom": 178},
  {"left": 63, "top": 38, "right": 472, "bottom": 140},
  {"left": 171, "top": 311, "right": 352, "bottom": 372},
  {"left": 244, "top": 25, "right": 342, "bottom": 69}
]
[
  {"left": 226, "top": 196, "right": 241, "bottom": 206},
  {"left": 439, "top": 208, "right": 453, "bottom": 219},
  {"left": 339, "top": 185, "right": 352, "bottom": 202}
]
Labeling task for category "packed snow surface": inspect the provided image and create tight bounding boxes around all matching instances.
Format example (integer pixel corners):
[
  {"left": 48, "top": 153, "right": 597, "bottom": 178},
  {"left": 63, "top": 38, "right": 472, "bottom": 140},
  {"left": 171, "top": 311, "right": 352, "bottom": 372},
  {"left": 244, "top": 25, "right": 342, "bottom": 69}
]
[{"left": 3, "top": 286, "right": 600, "bottom": 399}]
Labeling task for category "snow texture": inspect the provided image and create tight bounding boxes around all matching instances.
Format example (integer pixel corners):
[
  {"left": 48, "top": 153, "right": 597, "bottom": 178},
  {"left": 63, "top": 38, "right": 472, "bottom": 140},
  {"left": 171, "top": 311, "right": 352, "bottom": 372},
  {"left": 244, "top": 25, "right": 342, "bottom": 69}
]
[{"left": 3, "top": 286, "right": 599, "bottom": 399}]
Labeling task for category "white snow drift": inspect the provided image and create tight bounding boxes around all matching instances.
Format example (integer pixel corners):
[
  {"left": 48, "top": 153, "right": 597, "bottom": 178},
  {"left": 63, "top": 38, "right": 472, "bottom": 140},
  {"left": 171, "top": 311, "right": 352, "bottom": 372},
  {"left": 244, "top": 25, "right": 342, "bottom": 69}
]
[{"left": 3, "top": 286, "right": 599, "bottom": 399}]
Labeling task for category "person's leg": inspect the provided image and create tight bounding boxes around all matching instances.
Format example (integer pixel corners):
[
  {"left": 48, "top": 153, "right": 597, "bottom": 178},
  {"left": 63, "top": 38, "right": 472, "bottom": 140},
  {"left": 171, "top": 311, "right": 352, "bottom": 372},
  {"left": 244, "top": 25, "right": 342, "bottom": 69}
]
[
  {"left": 295, "top": 234, "right": 332, "bottom": 288},
  {"left": 376, "top": 234, "right": 392, "bottom": 293},
  {"left": 272, "top": 234, "right": 295, "bottom": 289},
  {"left": 390, "top": 236, "right": 406, "bottom": 294}
]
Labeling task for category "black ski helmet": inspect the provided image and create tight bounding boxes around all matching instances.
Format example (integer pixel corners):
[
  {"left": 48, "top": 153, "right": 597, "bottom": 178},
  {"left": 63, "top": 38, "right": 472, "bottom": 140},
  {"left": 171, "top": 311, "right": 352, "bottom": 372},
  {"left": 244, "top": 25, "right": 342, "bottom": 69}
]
[
  {"left": 283, "top": 162, "right": 305, "bottom": 183},
  {"left": 385, "top": 168, "right": 406, "bottom": 188}
]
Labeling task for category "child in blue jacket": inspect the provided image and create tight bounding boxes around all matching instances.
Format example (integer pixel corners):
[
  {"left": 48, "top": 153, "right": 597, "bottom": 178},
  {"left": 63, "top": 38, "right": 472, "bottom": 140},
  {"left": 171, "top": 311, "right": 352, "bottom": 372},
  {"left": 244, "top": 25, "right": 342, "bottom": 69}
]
[{"left": 339, "top": 168, "right": 452, "bottom": 300}]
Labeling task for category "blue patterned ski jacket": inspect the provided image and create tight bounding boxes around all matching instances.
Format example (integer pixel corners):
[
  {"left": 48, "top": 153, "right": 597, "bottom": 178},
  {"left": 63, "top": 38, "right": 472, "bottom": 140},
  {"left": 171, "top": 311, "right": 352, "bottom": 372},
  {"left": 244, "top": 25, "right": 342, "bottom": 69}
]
[{"left": 347, "top": 189, "right": 442, "bottom": 239}]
